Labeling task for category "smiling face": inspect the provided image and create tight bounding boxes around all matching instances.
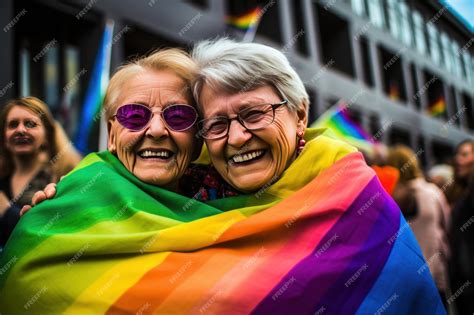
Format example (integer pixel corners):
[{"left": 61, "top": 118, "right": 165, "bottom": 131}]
[
  {"left": 199, "top": 84, "right": 307, "bottom": 193},
  {"left": 108, "top": 69, "right": 198, "bottom": 191},
  {"left": 4, "top": 106, "right": 46, "bottom": 157},
  {"left": 454, "top": 142, "right": 474, "bottom": 179}
]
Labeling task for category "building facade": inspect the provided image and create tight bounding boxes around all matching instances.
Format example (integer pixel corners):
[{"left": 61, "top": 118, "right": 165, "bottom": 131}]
[{"left": 0, "top": 0, "right": 472, "bottom": 166}]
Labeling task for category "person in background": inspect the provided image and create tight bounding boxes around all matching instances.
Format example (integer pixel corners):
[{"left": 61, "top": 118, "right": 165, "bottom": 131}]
[
  {"left": 387, "top": 145, "right": 451, "bottom": 304},
  {"left": 448, "top": 139, "right": 474, "bottom": 314},
  {"left": 0, "top": 97, "right": 81, "bottom": 247},
  {"left": 446, "top": 139, "right": 474, "bottom": 207},
  {"left": 428, "top": 164, "right": 454, "bottom": 192}
]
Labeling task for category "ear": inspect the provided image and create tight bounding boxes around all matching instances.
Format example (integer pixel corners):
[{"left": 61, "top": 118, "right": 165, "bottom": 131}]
[
  {"left": 296, "top": 103, "right": 308, "bottom": 132},
  {"left": 107, "top": 120, "right": 116, "bottom": 154}
]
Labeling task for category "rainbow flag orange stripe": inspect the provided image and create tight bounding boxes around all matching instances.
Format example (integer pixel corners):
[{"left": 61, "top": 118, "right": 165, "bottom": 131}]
[
  {"left": 226, "top": 6, "right": 262, "bottom": 30},
  {"left": 0, "top": 132, "right": 445, "bottom": 314}
]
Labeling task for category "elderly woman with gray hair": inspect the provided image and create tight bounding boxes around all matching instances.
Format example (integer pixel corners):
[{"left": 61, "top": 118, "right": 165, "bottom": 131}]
[{"left": 9, "top": 39, "right": 444, "bottom": 314}]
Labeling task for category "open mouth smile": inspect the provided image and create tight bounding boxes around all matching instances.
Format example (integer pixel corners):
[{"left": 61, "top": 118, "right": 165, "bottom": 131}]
[{"left": 229, "top": 149, "right": 266, "bottom": 164}]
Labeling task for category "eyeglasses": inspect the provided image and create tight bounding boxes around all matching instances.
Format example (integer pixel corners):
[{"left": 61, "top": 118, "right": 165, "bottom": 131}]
[
  {"left": 199, "top": 100, "right": 288, "bottom": 140},
  {"left": 113, "top": 103, "right": 198, "bottom": 132}
]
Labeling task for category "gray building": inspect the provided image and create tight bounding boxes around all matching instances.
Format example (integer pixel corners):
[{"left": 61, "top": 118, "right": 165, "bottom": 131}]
[{"left": 0, "top": 0, "right": 472, "bottom": 166}]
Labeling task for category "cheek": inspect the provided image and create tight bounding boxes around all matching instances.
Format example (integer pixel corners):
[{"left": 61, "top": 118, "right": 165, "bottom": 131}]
[
  {"left": 115, "top": 130, "right": 144, "bottom": 170},
  {"left": 37, "top": 129, "right": 47, "bottom": 143},
  {"left": 174, "top": 133, "right": 196, "bottom": 168},
  {"left": 205, "top": 140, "right": 226, "bottom": 166},
  {"left": 270, "top": 120, "right": 297, "bottom": 164}
]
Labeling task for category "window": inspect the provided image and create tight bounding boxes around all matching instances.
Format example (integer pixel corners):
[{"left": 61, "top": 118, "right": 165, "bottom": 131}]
[
  {"left": 387, "top": 0, "right": 401, "bottom": 41},
  {"left": 399, "top": 3, "right": 412, "bottom": 46},
  {"left": 424, "top": 69, "right": 447, "bottom": 120},
  {"left": 367, "top": 0, "right": 384, "bottom": 28},
  {"left": 255, "top": 1, "right": 282, "bottom": 45},
  {"left": 440, "top": 33, "right": 452, "bottom": 73},
  {"left": 351, "top": 0, "right": 366, "bottom": 16},
  {"left": 409, "top": 63, "right": 421, "bottom": 110},
  {"left": 461, "top": 51, "right": 471, "bottom": 82},
  {"left": 380, "top": 46, "right": 406, "bottom": 102},
  {"left": 360, "top": 36, "right": 374, "bottom": 87},
  {"left": 451, "top": 41, "right": 462, "bottom": 78},
  {"left": 462, "top": 93, "right": 474, "bottom": 131},
  {"left": 315, "top": 4, "right": 355, "bottom": 78},
  {"left": 292, "top": 0, "right": 309, "bottom": 56},
  {"left": 412, "top": 11, "right": 427, "bottom": 55},
  {"left": 427, "top": 23, "right": 442, "bottom": 65},
  {"left": 389, "top": 126, "right": 410, "bottom": 146}
]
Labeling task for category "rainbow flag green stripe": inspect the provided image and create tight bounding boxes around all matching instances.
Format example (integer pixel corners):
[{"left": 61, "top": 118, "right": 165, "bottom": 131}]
[{"left": 0, "top": 132, "right": 444, "bottom": 314}]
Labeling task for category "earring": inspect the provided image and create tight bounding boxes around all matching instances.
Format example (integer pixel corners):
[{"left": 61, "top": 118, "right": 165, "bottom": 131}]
[{"left": 297, "top": 130, "right": 306, "bottom": 156}]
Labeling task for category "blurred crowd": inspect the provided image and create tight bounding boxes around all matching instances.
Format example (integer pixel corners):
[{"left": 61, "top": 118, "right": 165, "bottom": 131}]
[
  {"left": 366, "top": 139, "right": 474, "bottom": 313},
  {"left": 0, "top": 95, "right": 473, "bottom": 313}
]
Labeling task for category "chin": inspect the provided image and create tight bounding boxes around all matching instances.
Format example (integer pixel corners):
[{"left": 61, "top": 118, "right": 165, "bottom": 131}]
[{"left": 230, "top": 176, "right": 271, "bottom": 193}]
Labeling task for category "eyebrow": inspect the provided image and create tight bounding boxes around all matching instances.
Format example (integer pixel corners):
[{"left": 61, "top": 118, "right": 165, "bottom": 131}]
[{"left": 126, "top": 98, "right": 190, "bottom": 107}]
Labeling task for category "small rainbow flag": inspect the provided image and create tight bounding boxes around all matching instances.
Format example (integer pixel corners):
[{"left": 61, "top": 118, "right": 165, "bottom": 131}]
[
  {"left": 225, "top": 6, "right": 262, "bottom": 31},
  {"left": 226, "top": 5, "right": 262, "bottom": 42},
  {"left": 388, "top": 81, "right": 399, "bottom": 101},
  {"left": 74, "top": 20, "right": 114, "bottom": 154},
  {"left": 311, "top": 102, "right": 376, "bottom": 154},
  {"left": 427, "top": 95, "right": 446, "bottom": 117}
]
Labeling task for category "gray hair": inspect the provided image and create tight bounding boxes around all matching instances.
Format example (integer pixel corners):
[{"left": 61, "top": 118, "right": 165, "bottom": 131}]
[{"left": 192, "top": 38, "right": 309, "bottom": 115}]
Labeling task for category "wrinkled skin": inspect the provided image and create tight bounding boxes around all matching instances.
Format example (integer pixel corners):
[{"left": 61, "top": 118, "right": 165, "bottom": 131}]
[{"left": 199, "top": 84, "right": 307, "bottom": 193}]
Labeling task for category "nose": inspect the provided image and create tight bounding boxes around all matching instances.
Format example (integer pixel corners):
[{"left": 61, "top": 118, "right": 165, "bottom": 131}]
[
  {"left": 15, "top": 122, "right": 27, "bottom": 133},
  {"left": 146, "top": 114, "right": 169, "bottom": 139},
  {"left": 227, "top": 119, "right": 252, "bottom": 148}
]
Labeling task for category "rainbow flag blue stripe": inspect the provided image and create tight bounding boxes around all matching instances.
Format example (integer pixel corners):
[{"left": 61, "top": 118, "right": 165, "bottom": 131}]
[{"left": 75, "top": 20, "right": 114, "bottom": 153}]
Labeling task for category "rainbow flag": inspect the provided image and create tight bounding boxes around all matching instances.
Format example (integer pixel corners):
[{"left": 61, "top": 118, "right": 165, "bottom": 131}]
[
  {"left": 388, "top": 81, "right": 399, "bottom": 101},
  {"left": 311, "top": 103, "right": 376, "bottom": 154},
  {"left": 427, "top": 95, "right": 446, "bottom": 117},
  {"left": 0, "top": 131, "right": 444, "bottom": 314},
  {"left": 226, "top": 6, "right": 262, "bottom": 42},
  {"left": 226, "top": 6, "right": 262, "bottom": 30},
  {"left": 75, "top": 20, "right": 114, "bottom": 154}
]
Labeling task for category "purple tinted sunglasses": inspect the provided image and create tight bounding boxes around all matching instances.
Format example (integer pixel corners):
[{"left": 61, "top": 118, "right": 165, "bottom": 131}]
[{"left": 114, "top": 104, "right": 198, "bottom": 132}]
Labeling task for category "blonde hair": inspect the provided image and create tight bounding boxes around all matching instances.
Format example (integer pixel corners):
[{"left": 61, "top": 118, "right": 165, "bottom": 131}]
[
  {"left": 387, "top": 145, "right": 423, "bottom": 183},
  {"left": 103, "top": 48, "right": 198, "bottom": 121},
  {"left": 0, "top": 97, "right": 82, "bottom": 179}
]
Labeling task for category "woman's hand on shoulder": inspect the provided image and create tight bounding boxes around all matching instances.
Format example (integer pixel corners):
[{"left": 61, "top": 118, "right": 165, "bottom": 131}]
[{"left": 20, "top": 183, "right": 57, "bottom": 216}]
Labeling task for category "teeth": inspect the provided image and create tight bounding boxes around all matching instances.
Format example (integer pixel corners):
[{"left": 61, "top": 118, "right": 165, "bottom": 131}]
[
  {"left": 232, "top": 150, "right": 264, "bottom": 163},
  {"left": 140, "top": 150, "right": 170, "bottom": 158}
]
